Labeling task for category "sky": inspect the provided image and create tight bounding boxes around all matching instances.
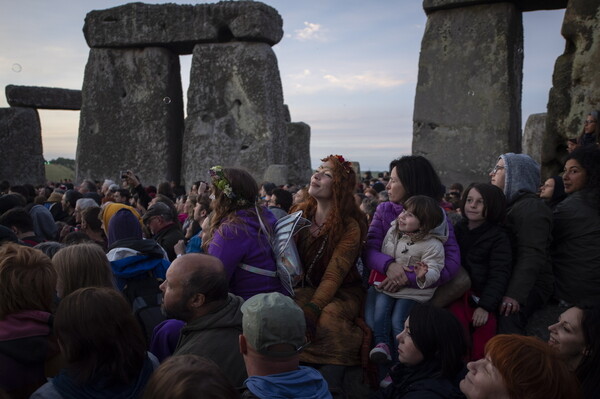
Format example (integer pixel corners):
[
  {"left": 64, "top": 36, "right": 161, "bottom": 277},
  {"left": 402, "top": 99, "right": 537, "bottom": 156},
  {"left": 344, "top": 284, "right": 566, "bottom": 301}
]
[{"left": 0, "top": 1, "right": 566, "bottom": 172}]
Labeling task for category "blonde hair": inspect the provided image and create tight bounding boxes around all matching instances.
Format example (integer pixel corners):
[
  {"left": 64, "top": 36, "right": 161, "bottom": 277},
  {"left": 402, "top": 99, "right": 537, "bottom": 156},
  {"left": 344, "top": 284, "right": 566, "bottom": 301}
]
[{"left": 52, "top": 243, "right": 115, "bottom": 298}]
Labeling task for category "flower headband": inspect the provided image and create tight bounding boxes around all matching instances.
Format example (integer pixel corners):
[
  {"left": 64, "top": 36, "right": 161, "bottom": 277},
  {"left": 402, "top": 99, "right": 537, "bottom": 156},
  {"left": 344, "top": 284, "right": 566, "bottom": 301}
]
[
  {"left": 332, "top": 154, "right": 352, "bottom": 174},
  {"left": 209, "top": 166, "right": 235, "bottom": 199}
]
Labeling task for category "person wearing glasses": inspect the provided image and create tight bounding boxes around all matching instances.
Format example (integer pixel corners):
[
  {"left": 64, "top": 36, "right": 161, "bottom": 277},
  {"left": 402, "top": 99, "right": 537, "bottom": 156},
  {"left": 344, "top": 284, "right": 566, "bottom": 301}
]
[
  {"left": 577, "top": 110, "right": 599, "bottom": 148},
  {"left": 489, "top": 153, "right": 553, "bottom": 335}
]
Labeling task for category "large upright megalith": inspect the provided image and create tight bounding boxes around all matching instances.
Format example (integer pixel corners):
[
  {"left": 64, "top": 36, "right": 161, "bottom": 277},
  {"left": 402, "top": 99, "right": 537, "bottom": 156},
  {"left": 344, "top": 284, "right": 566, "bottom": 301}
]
[
  {"left": 77, "top": 1, "right": 311, "bottom": 186},
  {"left": 413, "top": 1, "right": 523, "bottom": 185},
  {"left": 0, "top": 107, "right": 45, "bottom": 185},
  {"left": 182, "top": 42, "right": 287, "bottom": 185},
  {"left": 546, "top": 0, "right": 600, "bottom": 174},
  {"left": 77, "top": 47, "right": 184, "bottom": 184}
]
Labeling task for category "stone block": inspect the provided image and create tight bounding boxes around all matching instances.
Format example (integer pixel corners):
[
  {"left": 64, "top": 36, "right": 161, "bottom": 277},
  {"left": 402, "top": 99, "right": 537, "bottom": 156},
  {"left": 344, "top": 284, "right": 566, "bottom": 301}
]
[
  {"left": 83, "top": 1, "right": 283, "bottom": 54},
  {"left": 0, "top": 107, "right": 45, "bottom": 185},
  {"left": 263, "top": 164, "right": 288, "bottom": 186},
  {"left": 285, "top": 122, "right": 312, "bottom": 185},
  {"left": 546, "top": 0, "right": 600, "bottom": 176},
  {"left": 76, "top": 47, "right": 184, "bottom": 185},
  {"left": 522, "top": 113, "right": 546, "bottom": 167},
  {"left": 5, "top": 85, "right": 82, "bottom": 110},
  {"left": 181, "top": 42, "right": 287, "bottom": 186},
  {"left": 423, "top": 0, "right": 567, "bottom": 13},
  {"left": 413, "top": 3, "right": 523, "bottom": 186}
]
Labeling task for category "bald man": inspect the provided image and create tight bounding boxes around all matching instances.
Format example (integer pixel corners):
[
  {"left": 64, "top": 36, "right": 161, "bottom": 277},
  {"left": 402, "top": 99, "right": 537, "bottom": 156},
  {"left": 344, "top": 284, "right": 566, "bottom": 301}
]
[{"left": 160, "top": 253, "right": 247, "bottom": 388}]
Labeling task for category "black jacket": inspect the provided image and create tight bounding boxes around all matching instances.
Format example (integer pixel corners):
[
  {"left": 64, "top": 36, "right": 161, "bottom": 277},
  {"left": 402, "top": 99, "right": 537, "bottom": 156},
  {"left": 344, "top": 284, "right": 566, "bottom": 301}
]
[
  {"left": 455, "top": 220, "right": 512, "bottom": 313},
  {"left": 374, "top": 361, "right": 465, "bottom": 399}
]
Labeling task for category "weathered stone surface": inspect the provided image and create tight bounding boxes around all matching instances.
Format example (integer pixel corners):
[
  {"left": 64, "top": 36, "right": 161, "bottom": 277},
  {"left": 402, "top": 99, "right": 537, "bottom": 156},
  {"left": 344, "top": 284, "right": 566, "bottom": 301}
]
[
  {"left": 546, "top": 0, "right": 600, "bottom": 176},
  {"left": 76, "top": 47, "right": 184, "bottom": 185},
  {"left": 285, "top": 122, "right": 312, "bottom": 185},
  {"left": 84, "top": 1, "right": 283, "bottom": 54},
  {"left": 423, "top": 0, "right": 567, "bottom": 13},
  {"left": 413, "top": 3, "right": 523, "bottom": 186},
  {"left": 0, "top": 107, "right": 45, "bottom": 185},
  {"left": 181, "top": 42, "right": 287, "bottom": 186},
  {"left": 522, "top": 113, "right": 546, "bottom": 167},
  {"left": 263, "top": 164, "right": 288, "bottom": 186},
  {"left": 5, "top": 85, "right": 82, "bottom": 110}
]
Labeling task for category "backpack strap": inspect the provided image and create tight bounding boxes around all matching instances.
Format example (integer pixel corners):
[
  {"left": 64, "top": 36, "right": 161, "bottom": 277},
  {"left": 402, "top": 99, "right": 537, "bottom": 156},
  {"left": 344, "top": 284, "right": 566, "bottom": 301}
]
[{"left": 239, "top": 263, "right": 277, "bottom": 277}]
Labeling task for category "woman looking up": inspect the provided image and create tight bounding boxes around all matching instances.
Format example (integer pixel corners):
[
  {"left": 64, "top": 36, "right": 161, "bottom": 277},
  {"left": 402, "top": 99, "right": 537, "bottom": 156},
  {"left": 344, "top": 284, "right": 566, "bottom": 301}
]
[
  {"left": 548, "top": 303, "right": 600, "bottom": 398},
  {"left": 202, "top": 166, "right": 285, "bottom": 299},
  {"left": 291, "top": 154, "right": 368, "bottom": 396}
]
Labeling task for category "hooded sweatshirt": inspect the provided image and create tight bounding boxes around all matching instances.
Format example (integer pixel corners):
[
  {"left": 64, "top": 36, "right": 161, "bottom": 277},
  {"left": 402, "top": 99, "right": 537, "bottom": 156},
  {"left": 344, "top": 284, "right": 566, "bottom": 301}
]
[
  {"left": 499, "top": 153, "right": 553, "bottom": 305},
  {"left": 244, "top": 366, "right": 331, "bottom": 399},
  {"left": 173, "top": 293, "right": 247, "bottom": 389}
]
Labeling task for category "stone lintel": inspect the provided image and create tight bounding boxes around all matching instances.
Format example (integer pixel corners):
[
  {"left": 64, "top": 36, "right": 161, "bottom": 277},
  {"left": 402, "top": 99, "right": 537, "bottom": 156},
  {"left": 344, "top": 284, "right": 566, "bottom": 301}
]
[
  {"left": 84, "top": 1, "right": 283, "bottom": 54},
  {"left": 5, "top": 85, "right": 82, "bottom": 110},
  {"left": 423, "top": 0, "right": 567, "bottom": 14}
]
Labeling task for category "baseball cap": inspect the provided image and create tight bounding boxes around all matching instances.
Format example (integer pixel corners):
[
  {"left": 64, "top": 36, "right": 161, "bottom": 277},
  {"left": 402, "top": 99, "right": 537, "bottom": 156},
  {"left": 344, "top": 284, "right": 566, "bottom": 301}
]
[
  {"left": 241, "top": 292, "right": 306, "bottom": 357},
  {"left": 142, "top": 202, "right": 171, "bottom": 224}
]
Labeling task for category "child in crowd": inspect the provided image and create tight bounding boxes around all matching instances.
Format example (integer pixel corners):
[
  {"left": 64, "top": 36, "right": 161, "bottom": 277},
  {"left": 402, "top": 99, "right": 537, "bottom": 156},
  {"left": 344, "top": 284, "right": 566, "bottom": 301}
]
[
  {"left": 366, "top": 195, "right": 447, "bottom": 365},
  {"left": 449, "top": 183, "right": 512, "bottom": 360}
]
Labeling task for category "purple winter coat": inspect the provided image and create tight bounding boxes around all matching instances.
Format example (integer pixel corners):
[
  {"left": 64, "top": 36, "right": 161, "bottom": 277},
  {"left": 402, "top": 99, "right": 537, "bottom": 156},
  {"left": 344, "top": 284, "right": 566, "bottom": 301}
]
[
  {"left": 362, "top": 201, "right": 461, "bottom": 288},
  {"left": 208, "top": 207, "right": 287, "bottom": 299}
]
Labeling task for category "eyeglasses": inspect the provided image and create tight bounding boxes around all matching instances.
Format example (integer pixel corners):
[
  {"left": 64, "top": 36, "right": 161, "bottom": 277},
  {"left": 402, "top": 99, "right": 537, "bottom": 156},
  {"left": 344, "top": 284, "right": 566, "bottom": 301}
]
[
  {"left": 584, "top": 120, "right": 597, "bottom": 125},
  {"left": 490, "top": 165, "right": 505, "bottom": 174}
]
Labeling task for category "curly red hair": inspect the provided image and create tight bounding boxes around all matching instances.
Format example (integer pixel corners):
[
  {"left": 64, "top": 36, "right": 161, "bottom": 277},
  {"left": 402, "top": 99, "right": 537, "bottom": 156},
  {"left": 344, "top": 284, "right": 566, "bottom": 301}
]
[{"left": 291, "top": 155, "right": 367, "bottom": 254}]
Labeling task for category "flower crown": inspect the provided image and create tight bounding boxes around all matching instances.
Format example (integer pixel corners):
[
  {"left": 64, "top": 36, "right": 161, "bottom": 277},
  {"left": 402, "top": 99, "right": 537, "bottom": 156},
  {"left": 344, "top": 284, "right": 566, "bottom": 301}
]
[
  {"left": 332, "top": 154, "right": 352, "bottom": 174},
  {"left": 209, "top": 166, "right": 235, "bottom": 199},
  {"left": 209, "top": 166, "right": 250, "bottom": 206}
]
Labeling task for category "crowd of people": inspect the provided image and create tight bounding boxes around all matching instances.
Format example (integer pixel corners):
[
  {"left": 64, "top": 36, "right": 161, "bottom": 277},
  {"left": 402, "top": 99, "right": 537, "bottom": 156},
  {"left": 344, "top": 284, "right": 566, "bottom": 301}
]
[{"left": 1, "top": 112, "right": 600, "bottom": 399}]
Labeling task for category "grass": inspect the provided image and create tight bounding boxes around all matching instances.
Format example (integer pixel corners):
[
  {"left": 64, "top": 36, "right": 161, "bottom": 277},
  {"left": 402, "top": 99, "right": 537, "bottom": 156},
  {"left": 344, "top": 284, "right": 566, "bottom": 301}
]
[{"left": 45, "top": 163, "right": 74, "bottom": 182}]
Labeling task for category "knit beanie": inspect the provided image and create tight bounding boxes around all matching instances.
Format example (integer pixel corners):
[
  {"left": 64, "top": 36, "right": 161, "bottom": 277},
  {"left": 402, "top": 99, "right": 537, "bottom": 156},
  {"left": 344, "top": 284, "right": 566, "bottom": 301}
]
[{"left": 108, "top": 208, "right": 143, "bottom": 246}]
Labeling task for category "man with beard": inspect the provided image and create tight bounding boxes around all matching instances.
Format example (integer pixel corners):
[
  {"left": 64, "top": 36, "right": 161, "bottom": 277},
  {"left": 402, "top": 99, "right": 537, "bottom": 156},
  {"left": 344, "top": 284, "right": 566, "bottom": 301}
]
[{"left": 159, "top": 253, "right": 247, "bottom": 389}]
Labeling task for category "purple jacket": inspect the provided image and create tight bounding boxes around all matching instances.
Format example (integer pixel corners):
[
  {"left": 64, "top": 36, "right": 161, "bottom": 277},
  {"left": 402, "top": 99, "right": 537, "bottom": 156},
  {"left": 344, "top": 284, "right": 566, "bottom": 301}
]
[
  {"left": 208, "top": 208, "right": 286, "bottom": 300},
  {"left": 362, "top": 201, "right": 461, "bottom": 288}
]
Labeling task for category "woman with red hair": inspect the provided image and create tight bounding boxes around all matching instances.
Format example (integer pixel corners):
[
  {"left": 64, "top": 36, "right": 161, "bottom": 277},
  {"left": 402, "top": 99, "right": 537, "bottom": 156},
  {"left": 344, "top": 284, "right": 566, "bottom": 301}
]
[
  {"left": 291, "top": 155, "right": 368, "bottom": 395},
  {"left": 460, "top": 334, "right": 580, "bottom": 399}
]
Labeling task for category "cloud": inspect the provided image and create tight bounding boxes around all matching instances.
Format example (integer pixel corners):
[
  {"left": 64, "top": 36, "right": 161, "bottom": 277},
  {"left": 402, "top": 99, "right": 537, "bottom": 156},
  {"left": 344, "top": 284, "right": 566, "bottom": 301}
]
[
  {"left": 285, "top": 69, "right": 405, "bottom": 94},
  {"left": 294, "top": 21, "right": 326, "bottom": 41}
]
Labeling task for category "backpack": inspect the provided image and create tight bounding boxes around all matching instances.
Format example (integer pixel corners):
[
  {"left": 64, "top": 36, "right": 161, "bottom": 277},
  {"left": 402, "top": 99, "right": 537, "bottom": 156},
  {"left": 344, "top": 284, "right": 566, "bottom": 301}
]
[
  {"left": 240, "top": 209, "right": 310, "bottom": 297},
  {"left": 110, "top": 254, "right": 168, "bottom": 345}
]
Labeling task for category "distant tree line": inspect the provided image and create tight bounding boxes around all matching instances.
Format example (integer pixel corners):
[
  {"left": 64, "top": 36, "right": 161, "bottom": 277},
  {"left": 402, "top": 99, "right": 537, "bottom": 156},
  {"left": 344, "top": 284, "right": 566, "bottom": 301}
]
[{"left": 48, "top": 157, "right": 75, "bottom": 170}]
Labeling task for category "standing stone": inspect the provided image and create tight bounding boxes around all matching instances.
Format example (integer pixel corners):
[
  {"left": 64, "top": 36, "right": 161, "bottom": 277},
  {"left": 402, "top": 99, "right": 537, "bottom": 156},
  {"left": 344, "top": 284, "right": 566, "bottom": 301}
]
[
  {"left": 0, "top": 107, "right": 45, "bottom": 185},
  {"left": 546, "top": 0, "right": 600, "bottom": 176},
  {"left": 263, "top": 164, "right": 288, "bottom": 186},
  {"left": 76, "top": 47, "right": 184, "bottom": 185},
  {"left": 181, "top": 42, "right": 287, "bottom": 185},
  {"left": 522, "top": 113, "right": 546, "bottom": 168},
  {"left": 286, "top": 122, "right": 312, "bottom": 185},
  {"left": 413, "top": 3, "right": 523, "bottom": 185}
]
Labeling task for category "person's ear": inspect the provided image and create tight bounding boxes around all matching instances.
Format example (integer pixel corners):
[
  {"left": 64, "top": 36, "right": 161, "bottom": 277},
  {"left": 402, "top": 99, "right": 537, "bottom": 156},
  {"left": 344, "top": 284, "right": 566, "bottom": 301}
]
[
  {"left": 188, "top": 293, "right": 205, "bottom": 309},
  {"left": 200, "top": 209, "right": 207, "bottom": 218}
]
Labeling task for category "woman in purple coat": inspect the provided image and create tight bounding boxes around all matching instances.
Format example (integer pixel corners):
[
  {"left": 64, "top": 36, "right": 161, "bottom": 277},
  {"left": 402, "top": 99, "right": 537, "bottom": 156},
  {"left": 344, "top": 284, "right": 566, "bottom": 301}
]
[
  {"left": 202, "top": 166, "right": 286, "bottom": 300},
  {"left": 363, "top": 156, "right": 463, "bottom": 308}
]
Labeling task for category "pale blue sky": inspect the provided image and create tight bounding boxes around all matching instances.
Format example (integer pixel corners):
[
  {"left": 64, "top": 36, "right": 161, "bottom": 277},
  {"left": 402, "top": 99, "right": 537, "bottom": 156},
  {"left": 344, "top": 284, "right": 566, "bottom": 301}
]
[{"left": 0, "top": 1, "right": 565, "bottom": 171}]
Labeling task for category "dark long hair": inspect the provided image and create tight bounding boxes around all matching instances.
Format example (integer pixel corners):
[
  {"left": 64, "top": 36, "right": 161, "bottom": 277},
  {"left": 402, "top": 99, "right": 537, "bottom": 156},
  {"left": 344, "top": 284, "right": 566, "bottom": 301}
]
[
  {"left": 459, "top": 183, "right": 506, "bottom": 224},
  {"left": 408, "top": 303, "right": 467, "bottom": 378},
  {"left": 389, "top": 155, "right": 444, "bottom": 203},
  {"left": 576, "top": 301, "right": 600, "bottom": 399},
  {"left": 566, "top": 145, "right": 600, "bottom": 212},
  {"left": 55, "top": 287, "right": 146, "bottom": 385}
]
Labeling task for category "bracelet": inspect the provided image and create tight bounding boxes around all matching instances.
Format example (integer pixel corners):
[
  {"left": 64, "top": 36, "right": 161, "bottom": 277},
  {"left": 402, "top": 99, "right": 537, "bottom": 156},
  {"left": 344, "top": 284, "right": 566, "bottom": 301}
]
[
  {"left": 305, "top": 302, "right": 322, "bottom": 315},
  {"left": 176, "top": 254, "right": 183, "bottom": 258}
]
